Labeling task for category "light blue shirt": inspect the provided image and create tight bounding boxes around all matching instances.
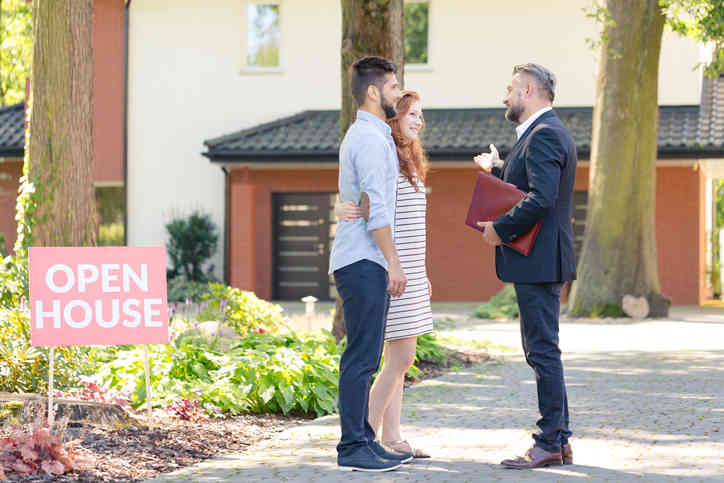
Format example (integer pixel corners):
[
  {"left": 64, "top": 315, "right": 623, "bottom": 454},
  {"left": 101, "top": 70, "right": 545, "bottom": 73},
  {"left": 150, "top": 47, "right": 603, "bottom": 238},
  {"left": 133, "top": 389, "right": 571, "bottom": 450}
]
[{"left": 329, "top": 110, "right": 399, "bottom": 274}]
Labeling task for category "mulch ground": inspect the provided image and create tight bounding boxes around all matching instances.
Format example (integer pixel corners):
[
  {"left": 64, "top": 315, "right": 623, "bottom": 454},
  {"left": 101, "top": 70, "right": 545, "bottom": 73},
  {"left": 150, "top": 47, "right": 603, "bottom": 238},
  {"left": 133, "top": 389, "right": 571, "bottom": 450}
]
[{"left": 1, "top": 349, "right": 490, "bottom": 482}]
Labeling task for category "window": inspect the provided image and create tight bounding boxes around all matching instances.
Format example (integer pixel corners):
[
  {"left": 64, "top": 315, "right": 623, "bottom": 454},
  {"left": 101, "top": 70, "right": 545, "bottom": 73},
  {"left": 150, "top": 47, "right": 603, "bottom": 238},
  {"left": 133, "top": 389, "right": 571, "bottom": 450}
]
[
  {"left": 247, "top": 3, "right": 280, "bottom": 68},
  {"left": 404, "top": 1, "right": 429, "bottom": 65},
  {"left": 96, "top": 186, "right": 125, "bottom": 246}
]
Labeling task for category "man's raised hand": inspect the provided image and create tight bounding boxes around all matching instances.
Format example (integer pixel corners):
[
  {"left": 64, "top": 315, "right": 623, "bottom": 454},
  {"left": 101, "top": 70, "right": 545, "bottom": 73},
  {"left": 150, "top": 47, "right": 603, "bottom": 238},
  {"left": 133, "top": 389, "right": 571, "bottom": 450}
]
[{"left": 474, "top": 144, "right": 501, "bottom": 172}]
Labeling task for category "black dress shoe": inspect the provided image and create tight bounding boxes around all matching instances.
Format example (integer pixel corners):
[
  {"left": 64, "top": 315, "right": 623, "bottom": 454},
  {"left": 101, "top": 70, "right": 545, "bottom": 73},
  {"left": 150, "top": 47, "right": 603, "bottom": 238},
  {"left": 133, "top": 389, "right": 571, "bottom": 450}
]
[
  {"left": 368, "top": 440, "right": 414, "bottom": 463},
  {"left": 338, "top": 445, "right": 401, "bottom": 472}
]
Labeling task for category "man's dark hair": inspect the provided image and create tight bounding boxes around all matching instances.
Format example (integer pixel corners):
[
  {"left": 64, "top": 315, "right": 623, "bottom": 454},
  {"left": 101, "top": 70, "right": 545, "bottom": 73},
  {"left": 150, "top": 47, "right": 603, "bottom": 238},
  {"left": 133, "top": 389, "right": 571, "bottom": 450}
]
[{"left": 350, "top": 56, "right": 397, "bottom": 107}]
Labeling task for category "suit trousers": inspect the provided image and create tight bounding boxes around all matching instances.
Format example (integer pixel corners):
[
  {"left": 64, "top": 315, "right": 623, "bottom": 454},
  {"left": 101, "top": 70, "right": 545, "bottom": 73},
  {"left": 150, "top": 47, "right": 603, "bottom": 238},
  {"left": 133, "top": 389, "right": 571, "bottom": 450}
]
[
  {"left": 514, "top": 282, "right": 572, "bottom": 452},
  {"left": 333, "top": 259, "right": 390, "bottom": 457}
]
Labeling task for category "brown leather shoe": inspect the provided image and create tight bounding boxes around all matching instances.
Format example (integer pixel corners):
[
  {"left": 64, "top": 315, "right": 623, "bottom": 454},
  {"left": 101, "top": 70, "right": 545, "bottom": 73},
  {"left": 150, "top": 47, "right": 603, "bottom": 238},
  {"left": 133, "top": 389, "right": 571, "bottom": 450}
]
[
  {"left": 501, "top": 446, "right": 563, "bottom": 469},
  {"left": 562, "top": 443, "right": 573, "bottom": 465}
]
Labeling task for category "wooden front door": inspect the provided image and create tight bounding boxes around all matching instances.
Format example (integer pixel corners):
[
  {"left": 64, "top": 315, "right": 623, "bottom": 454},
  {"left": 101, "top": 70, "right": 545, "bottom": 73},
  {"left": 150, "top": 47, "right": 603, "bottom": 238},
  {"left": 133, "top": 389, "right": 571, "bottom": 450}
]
[{"left": 273, "top": 193, "right": 335, "bottom": 300}]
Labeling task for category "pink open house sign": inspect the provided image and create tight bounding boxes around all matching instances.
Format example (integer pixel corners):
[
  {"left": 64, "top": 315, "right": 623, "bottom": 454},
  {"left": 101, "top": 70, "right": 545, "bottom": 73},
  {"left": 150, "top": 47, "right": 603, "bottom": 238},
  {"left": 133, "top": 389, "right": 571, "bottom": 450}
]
[{"left": 29, "top": 247, "right": 169, "bottom": 347}]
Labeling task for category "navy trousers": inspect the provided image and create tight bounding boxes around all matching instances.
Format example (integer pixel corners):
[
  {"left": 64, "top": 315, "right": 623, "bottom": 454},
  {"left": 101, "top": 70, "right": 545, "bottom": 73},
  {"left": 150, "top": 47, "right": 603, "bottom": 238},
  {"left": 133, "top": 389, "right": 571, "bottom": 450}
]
[
  {"left": 514, "top": 282, "right": 572, "bottom": 452},
  {"left": 333, "top": 260, "right": 390, "bottom": 457}
]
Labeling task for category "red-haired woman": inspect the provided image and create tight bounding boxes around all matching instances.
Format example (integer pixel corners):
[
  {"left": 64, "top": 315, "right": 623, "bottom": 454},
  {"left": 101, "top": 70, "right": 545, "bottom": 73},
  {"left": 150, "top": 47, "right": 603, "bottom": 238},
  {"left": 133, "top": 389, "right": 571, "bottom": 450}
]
[{"left": 335, "top": 90, "right": 432, "bottom": 458}]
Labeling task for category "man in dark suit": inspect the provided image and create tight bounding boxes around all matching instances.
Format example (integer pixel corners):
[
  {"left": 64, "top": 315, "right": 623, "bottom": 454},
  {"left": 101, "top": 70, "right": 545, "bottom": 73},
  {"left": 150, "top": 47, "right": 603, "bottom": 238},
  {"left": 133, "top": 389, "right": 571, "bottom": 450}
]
[{"left": 475, "top": 63, "right": 577, "bottom": 469}]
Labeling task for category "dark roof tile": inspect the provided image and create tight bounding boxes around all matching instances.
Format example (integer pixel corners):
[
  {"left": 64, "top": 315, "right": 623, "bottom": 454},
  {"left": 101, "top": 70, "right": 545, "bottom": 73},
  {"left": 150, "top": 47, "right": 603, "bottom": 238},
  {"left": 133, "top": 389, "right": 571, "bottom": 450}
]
[
  {"left": 205, "top": 105, "right": 721, "bottom": 162},
  {"left": 0, "top": 102, "right": 25, "bottom": 157}
]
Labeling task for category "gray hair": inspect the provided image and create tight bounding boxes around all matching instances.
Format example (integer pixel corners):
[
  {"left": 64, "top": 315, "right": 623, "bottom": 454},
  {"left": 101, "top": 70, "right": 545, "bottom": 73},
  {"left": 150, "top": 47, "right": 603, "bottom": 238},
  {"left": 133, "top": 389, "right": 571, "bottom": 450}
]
[{"left": 513, "top": 63, "right": 556, "bottom": 102}]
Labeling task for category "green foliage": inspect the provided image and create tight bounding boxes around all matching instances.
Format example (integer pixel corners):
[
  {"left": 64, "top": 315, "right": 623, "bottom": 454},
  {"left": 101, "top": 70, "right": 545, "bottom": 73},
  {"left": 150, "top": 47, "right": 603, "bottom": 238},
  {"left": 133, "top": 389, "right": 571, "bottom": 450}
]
[
  {"left": 95, "top": 186, "right": 125, "bottom": 225},
  {"left": 589, "top": 303, "right": 625, "bottom": 318},
  {"left": 203, "top": 282, "right": 284, "bottom": 337},
  {"left": 96, "top": 187, "right": 125, "bottom": 246},
  {"left": 0, "top": 0, "right": 32, "bottom": 107},
  {"left": 473, "top": 285, "right": 519, "bottom": 319},
  {"left": 0, "top": 255, "right": 27, "bottom": 309},
  {"left": 403, "top": 333, "right": 450, "bottom": 381},
  {"left": 414, "top": 333, "right": 449, "bottom": 366},
  {"left": 166, "top": 211, "right": 219, "bottom": 282},
  {"left": 586, "top": 1, "right": 724, "bottom": 76},
  {"left": 0, "top": 232, "right": 5, "bottom": 256},
  {"left": 247, "top": 4, "right": 280, "bottom": 67},
  {"left": 583, "top": 2, "right": 621, "bottom": 59},
  {"left": 2, "top": 103, "right": 36, "bottom": 308},
  {"left": 167, "top": 278, "right": 211, "bottom": 303},
  {"left": 404, "top": 2, "right": 429, "bottom": 64},
  {"left": 708, "top": 179, "right": 724, "bottom": 296},
  {"left": 662, "top": 0, "right": 724, "bottom": 77},
  {"left": 95, "top": 331, "right": 342, "bottom": 417},
  {"left": 98, "top": 222, "right": 124, "bottom": 246},
  {"left": 0, "top": 307, "right": 92, "bottom": 393}
]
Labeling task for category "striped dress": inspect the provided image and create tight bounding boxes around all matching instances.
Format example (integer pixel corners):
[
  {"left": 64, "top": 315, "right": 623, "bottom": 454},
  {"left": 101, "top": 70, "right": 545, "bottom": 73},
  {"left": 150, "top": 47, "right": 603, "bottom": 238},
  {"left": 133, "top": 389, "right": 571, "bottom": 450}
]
[{"left": 385, "top": 174, "right": 433, "bottom": 341}]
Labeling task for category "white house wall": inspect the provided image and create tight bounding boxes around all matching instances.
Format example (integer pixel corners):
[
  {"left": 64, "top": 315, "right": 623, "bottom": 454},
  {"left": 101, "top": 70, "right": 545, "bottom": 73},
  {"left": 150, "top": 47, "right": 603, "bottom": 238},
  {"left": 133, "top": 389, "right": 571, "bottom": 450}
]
[{"left": 127, "top": 0, "right": 702, "bottom": 279}]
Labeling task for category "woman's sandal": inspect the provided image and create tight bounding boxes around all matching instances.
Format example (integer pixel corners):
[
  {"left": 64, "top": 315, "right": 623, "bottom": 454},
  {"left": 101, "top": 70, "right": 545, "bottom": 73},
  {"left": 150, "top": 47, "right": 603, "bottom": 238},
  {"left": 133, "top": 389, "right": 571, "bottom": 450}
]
[{"left": 383, "top": 439, "right": 431, "bottom": 459}]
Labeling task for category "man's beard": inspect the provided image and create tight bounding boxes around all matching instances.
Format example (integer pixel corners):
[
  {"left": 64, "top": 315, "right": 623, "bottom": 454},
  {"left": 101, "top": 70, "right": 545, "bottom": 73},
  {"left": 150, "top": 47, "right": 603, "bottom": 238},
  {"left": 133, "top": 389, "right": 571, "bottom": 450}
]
[
  {"left": 381, "top": 96, "right": 397, "bottom": 119},
  {"left": 505, "top": 102, "right": 523, "bottom": 124}
]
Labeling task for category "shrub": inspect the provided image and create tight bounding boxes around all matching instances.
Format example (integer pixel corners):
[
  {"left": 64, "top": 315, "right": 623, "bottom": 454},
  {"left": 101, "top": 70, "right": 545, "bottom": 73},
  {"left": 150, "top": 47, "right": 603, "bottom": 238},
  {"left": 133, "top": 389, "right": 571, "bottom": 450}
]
[
  {"left": 166, "top": 211, "right": 218, "bottom": 281},
  {"left": 204, "top": 282, "right": 284, "bottom": 337},
  {"left": 473, "top": 285, "right": 519, "bottom": 319},
  {"left": 0, "top": 255, "right": 27, "bottom": 310},
  {"left": 167, "top": 278, "right": 211, "bottom": 303},
  {"left": 94, "top": 331, "right": 342, "bottom": 417},
  {"left": 98, "top": 222, "right": 124, "bottom": 246},
  {"left": 90, "top": 319, "right": 455, "bottom": 417},
  {"left": 414, "top": 333, "right": 449, "bottom": 366},
  {"left": 392, "top": 332, "right": 451, "bottom": 381},
  {"left": 590, "top": 303, "right": 625, "bottom": 318},
  {"left": 0, "top": 307, "right": 91, "bottom": 394}
]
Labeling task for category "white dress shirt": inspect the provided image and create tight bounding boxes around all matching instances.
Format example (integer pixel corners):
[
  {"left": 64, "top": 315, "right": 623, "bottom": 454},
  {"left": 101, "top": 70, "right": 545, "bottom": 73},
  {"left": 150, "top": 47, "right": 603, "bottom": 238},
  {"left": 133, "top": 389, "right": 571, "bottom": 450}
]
[{"left": 515, "top": 106, "right": 552, "bottom": 140}]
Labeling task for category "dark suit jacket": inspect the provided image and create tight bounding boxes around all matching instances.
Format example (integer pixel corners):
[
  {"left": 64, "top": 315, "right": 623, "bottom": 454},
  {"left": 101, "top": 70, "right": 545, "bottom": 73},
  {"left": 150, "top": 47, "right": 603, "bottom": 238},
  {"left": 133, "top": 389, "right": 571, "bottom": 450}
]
[{"left": 491, "top": 110, "right": 577, "bottom": 284}]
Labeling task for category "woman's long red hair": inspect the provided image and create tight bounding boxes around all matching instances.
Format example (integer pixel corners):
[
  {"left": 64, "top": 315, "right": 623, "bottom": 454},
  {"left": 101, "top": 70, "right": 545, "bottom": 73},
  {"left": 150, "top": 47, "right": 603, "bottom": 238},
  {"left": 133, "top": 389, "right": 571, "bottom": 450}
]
[{"left": 388, "top": 90, "right": 429, "bottom": 190}]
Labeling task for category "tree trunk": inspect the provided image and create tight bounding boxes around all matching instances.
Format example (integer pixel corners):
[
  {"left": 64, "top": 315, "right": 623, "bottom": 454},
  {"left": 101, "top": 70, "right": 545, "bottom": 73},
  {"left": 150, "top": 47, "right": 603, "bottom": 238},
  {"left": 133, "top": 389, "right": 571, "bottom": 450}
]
[
  {"left": 26, "top": 0, "right": 97, "bottom": 247},
  {"left": 569, "top": 0, "right": 669, "bottom": 317},
  {"left": 333, "top": 0, "right": 404, "bottom": 342}
]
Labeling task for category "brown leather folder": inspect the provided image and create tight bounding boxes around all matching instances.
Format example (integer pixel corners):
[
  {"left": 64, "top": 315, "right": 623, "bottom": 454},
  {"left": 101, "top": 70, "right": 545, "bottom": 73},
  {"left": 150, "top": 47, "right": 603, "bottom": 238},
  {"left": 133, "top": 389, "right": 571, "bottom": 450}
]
[{"left": 465, "top": 172, "right": 542, "bottom": 256}]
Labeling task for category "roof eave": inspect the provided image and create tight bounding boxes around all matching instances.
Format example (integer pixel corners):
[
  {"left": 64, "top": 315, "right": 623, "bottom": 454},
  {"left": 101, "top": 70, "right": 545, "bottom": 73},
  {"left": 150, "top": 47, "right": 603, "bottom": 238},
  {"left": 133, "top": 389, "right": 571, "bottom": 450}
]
[
  {"left": 204, "top": 147, "right": 724, "bottom": 164},
  {"left": 0, "top": 148, "right": 24, "bottom": 158},
  {"left": 204, "top": 150, "right": 339, "bottom": 162}
]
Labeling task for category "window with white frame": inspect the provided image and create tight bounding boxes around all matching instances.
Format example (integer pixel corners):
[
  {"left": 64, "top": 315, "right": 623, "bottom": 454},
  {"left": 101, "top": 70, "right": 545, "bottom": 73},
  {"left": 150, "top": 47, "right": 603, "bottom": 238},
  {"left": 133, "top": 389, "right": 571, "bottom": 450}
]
[
  {"left": 246, "top": 3, "right": 280, "bottom": 68},
  {"left": 404, "top": 1, "right": 429, "bottom": 65}
]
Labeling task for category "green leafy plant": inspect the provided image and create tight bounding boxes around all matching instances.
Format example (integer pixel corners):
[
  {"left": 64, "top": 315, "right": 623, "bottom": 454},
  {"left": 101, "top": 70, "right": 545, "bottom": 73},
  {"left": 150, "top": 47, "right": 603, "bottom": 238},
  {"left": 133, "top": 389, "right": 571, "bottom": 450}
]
[
  {"left": 166, "top": 211, "right": 219, "bottom": 281},
  {"left": 708, "top": 179, "right": 724, "bottom": 297},
  {"left": 0, "top": 307, "right": 93, "bottom": 393},
  {"left": 0, "top": 0, "right": 33, "bottom": 106},
  {"left": 98, "top": 222, "right": 124, "bottom": 246},
  {"left": 589, "top": 303, "right": 625, "bottom": 318},
  {"left": 414, "top": 333, "right": 449, "bottom": 366},
  {"left": 167, "top": 278, "right": 211, "bottom": 303},
  {"left": 204, "top": 282, "right": 284, "bottom": 337},
  {"left": 0, "top": 255, "right": 26, "bottom": 309},
  {"left": 94, "top": 331, "right": 342, "bottom": 417},
  {"left": 473, "top": 285, "right": 519, "bottom": 319},
  {"left": 406, "top": 332, "right": 450, "bottom": 381}
]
